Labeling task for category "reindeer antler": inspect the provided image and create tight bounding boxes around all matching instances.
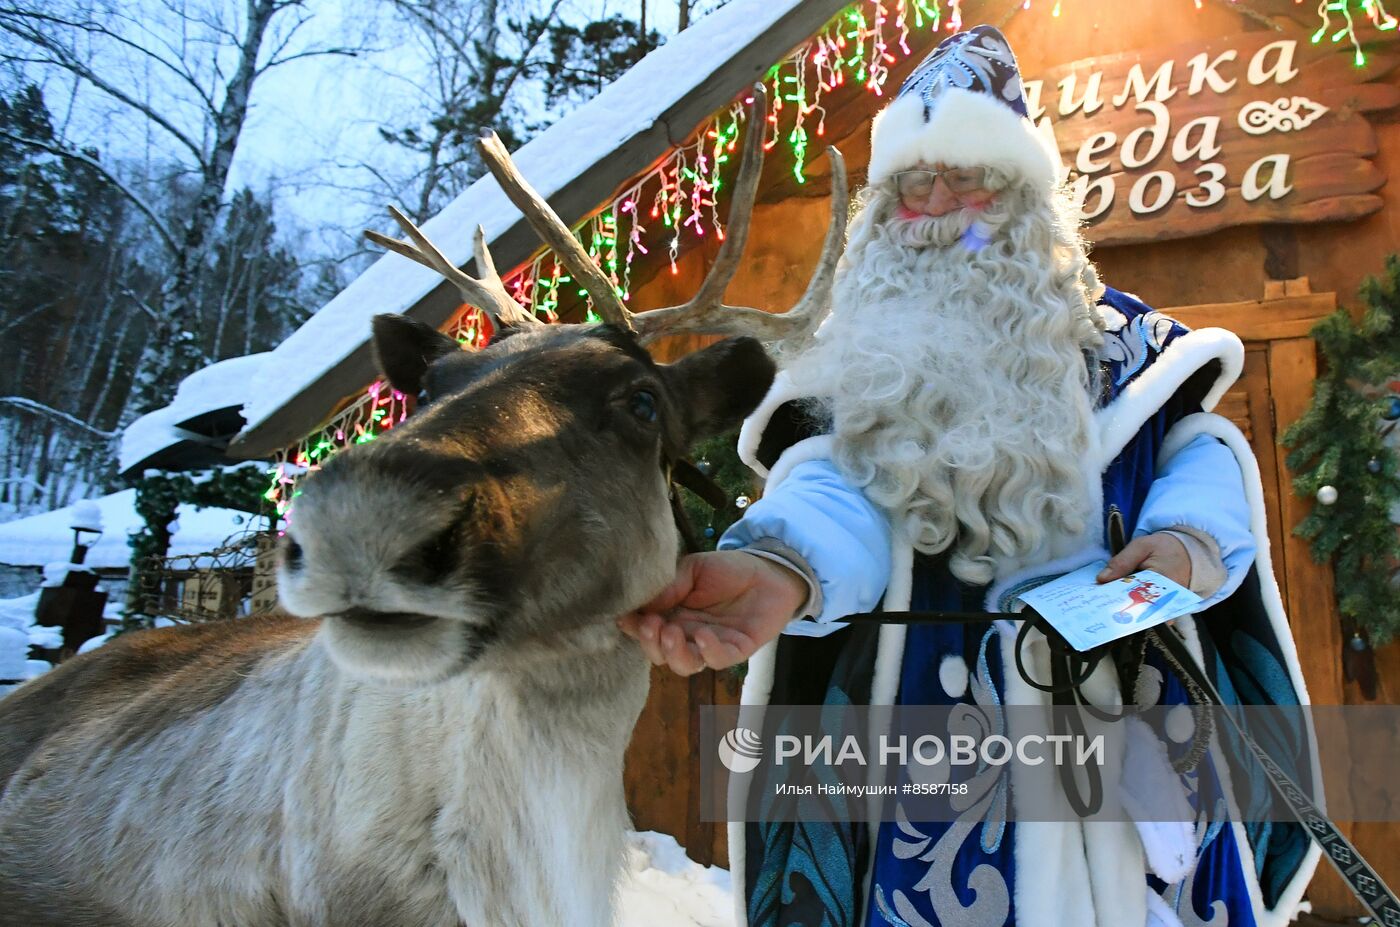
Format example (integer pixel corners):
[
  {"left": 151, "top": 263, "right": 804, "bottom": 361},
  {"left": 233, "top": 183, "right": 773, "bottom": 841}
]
[
  {"left": 476, "top": 132, "right": 636, "bottom": 331},
  {"left": 364, "top": 206, "right": 543, "bottom": 330},
  {"left": 368, "top": 84, "right": 846, "bottom": 349},
  {"left": 476, "top": 84, "right": 846, "bottom": 349}
]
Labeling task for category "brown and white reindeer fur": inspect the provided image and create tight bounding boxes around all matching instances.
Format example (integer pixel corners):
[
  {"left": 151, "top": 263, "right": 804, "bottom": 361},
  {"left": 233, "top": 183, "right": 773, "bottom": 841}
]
[
  {"left": 0, "top": 88, "right": 844, "bottom": 927},
  {"left": 0, "top": 321, "right": 775, "bottom": 927}
]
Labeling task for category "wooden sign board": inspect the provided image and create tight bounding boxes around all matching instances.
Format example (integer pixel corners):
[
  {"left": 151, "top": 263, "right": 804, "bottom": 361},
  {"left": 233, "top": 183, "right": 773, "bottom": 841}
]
[
  {"left": 183, "top": 573, "right": 229, "bottom": 618},
  {"left": 1023, "top": 31, "right": 1400, "bottom": 245}
]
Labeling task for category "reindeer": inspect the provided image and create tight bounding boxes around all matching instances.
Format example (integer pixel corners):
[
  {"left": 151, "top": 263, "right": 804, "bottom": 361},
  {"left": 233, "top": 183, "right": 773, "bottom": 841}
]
[{"left": 0, "top": 89, "right": 846, "bottom": 927}]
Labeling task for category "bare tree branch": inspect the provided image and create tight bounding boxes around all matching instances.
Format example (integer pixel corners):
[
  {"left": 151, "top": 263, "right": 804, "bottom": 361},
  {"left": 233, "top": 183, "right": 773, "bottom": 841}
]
[
  {"left": 0, "top": 298, "right": 60, "bottom": 336},
  {"left": 118, "top": 285, "right": 163, "bottom": 323},
  {"left": 262, "top": 45, "right": 358, "bottom": 69},
  {"left": 3, "top": 6, "right": 217, "bottom": 112},
  {"left": 383, "top": 0, "right": 477, "bottom": 66},
  {"left": 0, "top": 129, "right": 182, "bottom": 256},
  {"left": 0, "top": 12, "right": 206, "bottom": 162},
  {"left": 0, "top": 477, "right": 49, "bottom": 494},
  {"left": 492, "top": 0, "right": 564, "bottom": 102},
  {"left": 0, "top": 397, "right": 118, "bottom": 439}
]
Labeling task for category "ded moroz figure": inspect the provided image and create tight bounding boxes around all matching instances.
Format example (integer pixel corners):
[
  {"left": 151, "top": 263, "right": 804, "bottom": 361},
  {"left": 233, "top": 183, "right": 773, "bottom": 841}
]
[{"left": 620, "top": 24, "right": 1319, "bottom": 927}]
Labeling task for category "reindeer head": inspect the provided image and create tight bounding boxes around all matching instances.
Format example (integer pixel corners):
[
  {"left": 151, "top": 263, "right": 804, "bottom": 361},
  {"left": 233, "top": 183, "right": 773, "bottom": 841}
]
[{"left": 277, "top": 87, "right": 847, "bottom": 685}]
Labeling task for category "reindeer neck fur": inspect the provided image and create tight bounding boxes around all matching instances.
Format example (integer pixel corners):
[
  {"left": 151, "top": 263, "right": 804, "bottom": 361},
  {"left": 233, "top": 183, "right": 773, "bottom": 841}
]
[
  {"left": 0, "top": 613, "right": 648, "bottom": 927},
  {"left": 0, "top": 323, "right": 778, "bottom": 927}
]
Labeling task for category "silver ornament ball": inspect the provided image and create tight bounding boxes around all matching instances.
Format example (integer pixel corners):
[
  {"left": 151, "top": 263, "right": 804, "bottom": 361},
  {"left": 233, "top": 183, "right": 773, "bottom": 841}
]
[{"left": 1316, "top": 485, "right": 1339, "bottom": 505}]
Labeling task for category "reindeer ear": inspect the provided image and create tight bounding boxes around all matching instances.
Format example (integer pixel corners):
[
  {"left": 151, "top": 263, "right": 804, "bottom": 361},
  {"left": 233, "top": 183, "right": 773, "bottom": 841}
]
[
  {"left": 666, "top": 337, "right": 775, "bottom": 445},
  {"left": 371, "top": 314, "right": 460, "bottom": 395}
]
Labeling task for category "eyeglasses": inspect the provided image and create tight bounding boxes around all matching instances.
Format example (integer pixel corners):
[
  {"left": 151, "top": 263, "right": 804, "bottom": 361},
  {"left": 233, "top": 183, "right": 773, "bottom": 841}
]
[{"left": 893, "top": 167, "right": 989, "bottom": 199}]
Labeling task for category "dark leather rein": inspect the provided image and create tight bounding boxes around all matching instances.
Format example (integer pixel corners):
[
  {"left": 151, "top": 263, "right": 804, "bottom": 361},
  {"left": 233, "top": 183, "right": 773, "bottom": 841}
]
[{"left": 836, "top": 518, "right": 1400, "bottom": 922}]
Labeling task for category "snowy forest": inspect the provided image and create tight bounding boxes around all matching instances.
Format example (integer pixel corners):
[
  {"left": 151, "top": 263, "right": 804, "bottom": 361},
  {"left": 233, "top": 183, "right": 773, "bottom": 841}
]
[{"left": 0, "top": 0, "right": 721, "bottom": 522}]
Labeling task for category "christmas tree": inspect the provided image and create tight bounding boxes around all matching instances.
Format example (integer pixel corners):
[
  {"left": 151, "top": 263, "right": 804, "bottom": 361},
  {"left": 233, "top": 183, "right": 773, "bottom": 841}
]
[{"left": 1282, "top": 254, "right": 1400, "bottom": 644}]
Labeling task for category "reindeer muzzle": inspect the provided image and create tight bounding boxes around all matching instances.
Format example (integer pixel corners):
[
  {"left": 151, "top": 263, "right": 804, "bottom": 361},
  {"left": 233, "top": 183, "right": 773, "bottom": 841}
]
[{"left": 336, "top": 608, "right": 439, "bottom": 631}]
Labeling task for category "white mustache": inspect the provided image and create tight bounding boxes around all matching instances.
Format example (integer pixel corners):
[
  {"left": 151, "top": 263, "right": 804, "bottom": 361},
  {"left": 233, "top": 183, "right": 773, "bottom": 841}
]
[{"left": 887, "top": 209, "right": 977, "bottom": 248}]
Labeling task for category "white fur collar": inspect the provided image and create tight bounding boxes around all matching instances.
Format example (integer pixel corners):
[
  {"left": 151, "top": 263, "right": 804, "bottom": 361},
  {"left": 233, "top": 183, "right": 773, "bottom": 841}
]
[
  {"left": 742, "top": 326, "right": 1243, "bottom": 481},
  {"left": 741, "top": 326, "right": 1245, "bottom": 583}
]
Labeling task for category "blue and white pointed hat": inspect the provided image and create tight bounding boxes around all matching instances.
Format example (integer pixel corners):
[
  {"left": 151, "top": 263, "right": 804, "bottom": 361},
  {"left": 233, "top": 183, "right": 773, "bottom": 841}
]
[{"left": 868, "top": 25, "right": 1061, "bottom": 189}]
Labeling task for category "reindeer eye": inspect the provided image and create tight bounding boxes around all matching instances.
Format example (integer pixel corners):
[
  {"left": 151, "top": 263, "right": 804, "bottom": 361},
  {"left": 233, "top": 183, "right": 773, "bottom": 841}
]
[
  {"left": 281, "top": 537, "right": 303, "bottom": 569},
  {"left": 628, "top": 390, "right": 658, "bottom": 423}
]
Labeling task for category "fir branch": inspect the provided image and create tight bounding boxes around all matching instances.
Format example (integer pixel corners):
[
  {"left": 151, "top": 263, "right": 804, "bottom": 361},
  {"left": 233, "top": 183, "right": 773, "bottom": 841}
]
[{"left": 1282, "top": 254, "right": 1400, "bottom": 643}]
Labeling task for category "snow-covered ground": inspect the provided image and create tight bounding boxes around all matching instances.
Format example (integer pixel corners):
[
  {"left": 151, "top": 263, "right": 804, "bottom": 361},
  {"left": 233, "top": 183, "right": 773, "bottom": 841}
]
[{"left": 620, "top": 831, "right": 734, "bottom": 927}]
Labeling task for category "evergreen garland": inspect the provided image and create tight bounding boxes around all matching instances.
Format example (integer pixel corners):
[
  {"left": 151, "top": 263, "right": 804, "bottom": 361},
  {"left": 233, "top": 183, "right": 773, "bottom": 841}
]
[
  {"left": 124, "top": 465, "right": 274, "bottom": 629},
  {"left": 1282, "top": 254, "right": 1400, "bottom": 644}
]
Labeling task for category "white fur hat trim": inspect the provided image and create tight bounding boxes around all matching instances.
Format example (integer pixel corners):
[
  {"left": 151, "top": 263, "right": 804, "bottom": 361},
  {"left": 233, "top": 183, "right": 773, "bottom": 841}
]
[{"left": 868, "top": 85, "right": 1062, "bottom": 188}]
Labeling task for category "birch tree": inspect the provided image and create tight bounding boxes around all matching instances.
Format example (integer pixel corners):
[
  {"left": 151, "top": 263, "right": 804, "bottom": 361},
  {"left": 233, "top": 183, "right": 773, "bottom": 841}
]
[{"left": 0, "top": 0, "right": 358, "bottom": 416}]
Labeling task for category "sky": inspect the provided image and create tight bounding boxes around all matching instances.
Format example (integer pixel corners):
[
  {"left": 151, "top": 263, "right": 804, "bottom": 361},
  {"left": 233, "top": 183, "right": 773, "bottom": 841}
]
[
  {"left": 225, "top": 0, "right": 670, "bottom": 242},
  {"left": 7, "top": 0, "right": 725, "bottom": 262}
]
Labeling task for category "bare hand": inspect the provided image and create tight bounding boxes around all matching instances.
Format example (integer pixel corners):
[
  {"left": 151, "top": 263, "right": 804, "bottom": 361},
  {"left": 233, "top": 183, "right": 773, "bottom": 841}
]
[
  {"left": 616, "top": 551, "right": 808, "bottom": 676},
  {"left": 1096, "top": 532, "right": 1191, "bottom": 589}
]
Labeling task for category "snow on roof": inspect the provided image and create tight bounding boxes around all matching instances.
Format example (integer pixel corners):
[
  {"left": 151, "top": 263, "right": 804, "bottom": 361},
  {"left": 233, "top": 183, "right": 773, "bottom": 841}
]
[
  {"left": 236, "top": 0, "right": 799, "bottom": 437},
  {"left": 0, "top": 489, "right": 257, "bottom": 571},
  {"left": 120, "top": 353, "right": 269, "bottom": 474}
]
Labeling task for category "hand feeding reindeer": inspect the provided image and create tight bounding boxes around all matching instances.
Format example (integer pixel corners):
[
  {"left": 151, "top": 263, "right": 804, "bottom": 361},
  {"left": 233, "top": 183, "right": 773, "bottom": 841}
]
[{"left": 0, "top": 89, "right": 846, "bottom": 927}]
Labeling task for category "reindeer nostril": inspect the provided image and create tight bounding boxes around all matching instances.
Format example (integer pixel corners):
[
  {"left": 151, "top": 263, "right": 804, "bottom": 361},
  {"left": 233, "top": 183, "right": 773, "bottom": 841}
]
[{"left": 416, "top": 523, "right": 460, "bottom": 581}]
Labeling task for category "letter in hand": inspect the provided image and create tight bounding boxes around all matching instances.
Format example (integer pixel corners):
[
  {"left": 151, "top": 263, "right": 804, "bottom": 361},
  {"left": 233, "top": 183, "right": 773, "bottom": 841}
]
[{"left": 616, "top": 550, "right": 809, "bottom": 677}]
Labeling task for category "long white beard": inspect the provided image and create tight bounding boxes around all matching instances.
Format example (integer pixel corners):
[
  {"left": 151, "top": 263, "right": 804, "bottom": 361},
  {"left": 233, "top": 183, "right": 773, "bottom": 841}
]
[{"left": 786, "top": 184, "right": 1106, "bottom": 585}]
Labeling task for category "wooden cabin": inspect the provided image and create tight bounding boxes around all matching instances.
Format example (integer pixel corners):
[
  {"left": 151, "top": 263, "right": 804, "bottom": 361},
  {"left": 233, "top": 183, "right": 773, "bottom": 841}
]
[{"left": 226, "top": 0, "right": 1400, "bottom": 915}]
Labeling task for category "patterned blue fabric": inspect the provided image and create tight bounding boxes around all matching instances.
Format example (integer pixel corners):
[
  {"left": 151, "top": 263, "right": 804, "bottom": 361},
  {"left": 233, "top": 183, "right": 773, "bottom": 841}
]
[
  {"left": 747, "top": 288, "right": 1312, "bottom": 927},
  {"left": 866, "top": 564, "right": 1017, "bottom": 926},
  {"left": 897, "top": 26, "right": 1030, "bottom": 120},
  {"left": 747, "top": 687, "right": 866, "bottom": 927},
  {"left": 1098, "top": 289, "right": 1194, "bottom": 529}
]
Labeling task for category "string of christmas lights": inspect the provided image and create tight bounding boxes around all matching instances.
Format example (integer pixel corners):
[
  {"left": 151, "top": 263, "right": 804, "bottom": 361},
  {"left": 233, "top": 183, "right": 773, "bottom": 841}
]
[
  {"left": 265, "top": 0, "right": 949, "bottom": 520},
  {"left": 264, "top": 381, "right": 411, "bottom": 521},
  {"left": 1313, "top": 0, "right": 1397, "bottom": 66},
  {"left": 264, "top": 0, "right": 1398, "bottom": 521}
]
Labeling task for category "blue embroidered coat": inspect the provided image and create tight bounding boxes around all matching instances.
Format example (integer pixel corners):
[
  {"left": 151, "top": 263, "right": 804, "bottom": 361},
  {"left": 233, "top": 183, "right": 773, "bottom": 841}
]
[{"left": 719, "top": 288, "right": 1321, "bottom": 927}]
